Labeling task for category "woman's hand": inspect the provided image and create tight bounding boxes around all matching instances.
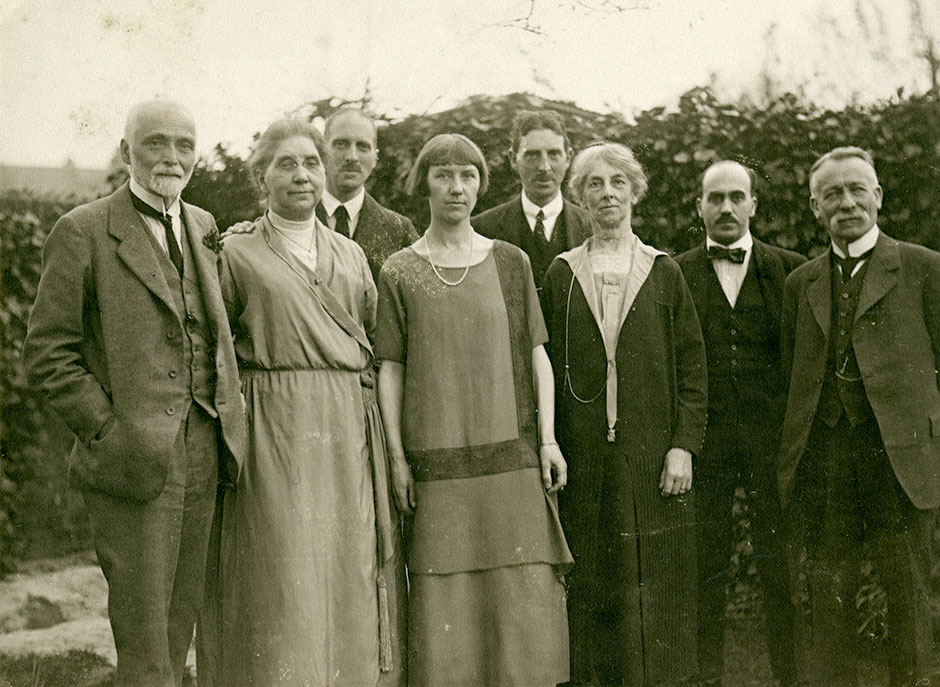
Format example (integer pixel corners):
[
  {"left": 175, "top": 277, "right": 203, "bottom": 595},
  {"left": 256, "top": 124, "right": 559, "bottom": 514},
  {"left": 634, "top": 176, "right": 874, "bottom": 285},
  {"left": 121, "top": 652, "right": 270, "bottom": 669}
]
[
  {"left": 540, "top": 443, "right": 568, "bottom": 494},
  {"left": 659, "top": 447, "right": 692, "bottom": 497},
  {"left": 389, "top": 453, "right": 416, "bottom": 516},
  {"left": 221, "top": 219, "right": 257, "bottom": 239}
]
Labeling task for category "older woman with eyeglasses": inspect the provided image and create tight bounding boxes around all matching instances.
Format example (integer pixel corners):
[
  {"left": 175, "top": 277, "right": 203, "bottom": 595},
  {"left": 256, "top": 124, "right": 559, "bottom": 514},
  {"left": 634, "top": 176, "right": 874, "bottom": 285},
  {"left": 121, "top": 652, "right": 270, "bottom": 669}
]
[
  {"left": 541, "top": 142, "right": 707, "bottom": 686},
  {"left": 198, "top": 119, "right": 405, "bottom": 687}
]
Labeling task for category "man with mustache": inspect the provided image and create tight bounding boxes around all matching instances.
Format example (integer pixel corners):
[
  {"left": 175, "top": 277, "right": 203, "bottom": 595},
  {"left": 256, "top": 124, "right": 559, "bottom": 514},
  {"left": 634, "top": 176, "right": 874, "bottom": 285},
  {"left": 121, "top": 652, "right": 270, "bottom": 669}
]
[
  {"left": 676, "top": 160, "right": 804, "bottom": 687},
  {"left": 24, "top": 99, "right": 246, "bottom": 686},
  {"left": 316, "top": 107, "right": 417, "bottom": 282},
  {"left": 779, "top": 147, "right": 940, "bottom": 686},
  {"left": 472, "top": 109, "right": 590, "bottom": 289}
]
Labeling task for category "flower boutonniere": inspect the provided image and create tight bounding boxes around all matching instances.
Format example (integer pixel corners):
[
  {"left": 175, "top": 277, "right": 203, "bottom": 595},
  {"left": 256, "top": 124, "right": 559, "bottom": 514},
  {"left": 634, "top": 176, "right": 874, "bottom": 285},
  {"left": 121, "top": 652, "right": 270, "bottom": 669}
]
[{"left": 203, "top": 227, "right": 224, "bottom": 256}]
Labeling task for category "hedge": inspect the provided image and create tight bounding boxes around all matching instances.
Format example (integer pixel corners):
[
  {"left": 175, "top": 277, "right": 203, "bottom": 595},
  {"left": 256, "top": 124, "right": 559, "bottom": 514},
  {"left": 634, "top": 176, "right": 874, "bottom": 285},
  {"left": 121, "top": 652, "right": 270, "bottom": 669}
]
[{"left": 2, "top": 88, "right": 939, "bottom": 646}]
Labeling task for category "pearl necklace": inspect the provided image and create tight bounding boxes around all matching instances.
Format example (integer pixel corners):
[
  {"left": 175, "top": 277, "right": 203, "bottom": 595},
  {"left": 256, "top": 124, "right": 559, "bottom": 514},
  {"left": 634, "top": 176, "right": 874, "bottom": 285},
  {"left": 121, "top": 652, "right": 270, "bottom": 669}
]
[{"left": 426, "top": 234, "right": 473, "bottom": 287}]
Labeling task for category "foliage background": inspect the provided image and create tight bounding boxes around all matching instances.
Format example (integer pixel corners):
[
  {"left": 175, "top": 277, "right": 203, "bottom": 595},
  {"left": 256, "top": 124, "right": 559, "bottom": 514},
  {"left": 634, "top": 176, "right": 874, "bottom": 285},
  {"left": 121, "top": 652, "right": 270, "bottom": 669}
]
[{"left": 2, "top": 89, "right": 939, "bottom": 646}]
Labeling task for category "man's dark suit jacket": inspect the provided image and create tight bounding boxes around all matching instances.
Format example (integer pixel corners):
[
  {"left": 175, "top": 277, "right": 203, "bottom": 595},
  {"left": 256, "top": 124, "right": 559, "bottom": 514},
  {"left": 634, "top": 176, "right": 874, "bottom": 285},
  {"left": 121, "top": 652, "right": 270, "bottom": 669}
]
[
  {"left": 471, "top": 193, "right": 591, "bottom": 268},
  {"left": 778, "top": 231, "right": 940, "bottom": 510},
  {"left": 321, "top": 192, "right": 417, "bottom": 284},
  {"left": 676, "top": 237, "right": 806, "bottom": 451}
]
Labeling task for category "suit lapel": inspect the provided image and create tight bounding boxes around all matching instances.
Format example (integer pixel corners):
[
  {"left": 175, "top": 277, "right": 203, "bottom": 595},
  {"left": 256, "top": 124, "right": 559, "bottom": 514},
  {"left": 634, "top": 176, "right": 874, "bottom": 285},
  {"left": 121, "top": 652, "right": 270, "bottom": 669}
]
[
  {"left": 855, "top": 232, "right": 899, "bottom": 321},
  {"left": 681, "top": 244, "right": 713, "bottom": 312},
  {"left": 108, "top": 185, "right": 178, "bottom": 317},
  {"left": 561, "top": 199, "right": 587, "bottom": 249},
  {"left": 181, "top": 202, "right": 225, "bottom": 341},
  {"left": 509, "top": 196, "right": 528, "bottom": 246},
  {"left": 751, "top": 239, "right": 785, "bottom": 326},
  {"left": 355, "top": 193, "right": 380, "bottom": 244},
  {"left": 805, "top": 253, "right": 832, "bottom": 337}
]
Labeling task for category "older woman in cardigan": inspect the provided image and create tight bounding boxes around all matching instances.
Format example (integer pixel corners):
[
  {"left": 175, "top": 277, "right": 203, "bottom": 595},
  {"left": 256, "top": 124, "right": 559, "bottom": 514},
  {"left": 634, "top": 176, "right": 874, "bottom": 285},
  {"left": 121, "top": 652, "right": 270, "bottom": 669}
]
[{"left": 541, "top": 142, "right": 707, "bottom": 686}]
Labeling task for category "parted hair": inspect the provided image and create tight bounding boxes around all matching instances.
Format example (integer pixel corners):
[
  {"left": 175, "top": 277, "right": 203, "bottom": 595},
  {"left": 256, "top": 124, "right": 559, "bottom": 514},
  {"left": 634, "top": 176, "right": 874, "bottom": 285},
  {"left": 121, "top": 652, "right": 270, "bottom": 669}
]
[
  {"left": 568, "top": 141, "right": 648, "bottom": 205},
  {"left": 406, "top": 133, "right": 490, "bottom": 198},
  {"left": 809, "top": 146, "right": 877, "bottom": 194},
  {"left": 509, "top": 110, "right": 571, "bottom": 154},
  {"left": 248, "top": 119, "right": 327, "bottom": 190}
]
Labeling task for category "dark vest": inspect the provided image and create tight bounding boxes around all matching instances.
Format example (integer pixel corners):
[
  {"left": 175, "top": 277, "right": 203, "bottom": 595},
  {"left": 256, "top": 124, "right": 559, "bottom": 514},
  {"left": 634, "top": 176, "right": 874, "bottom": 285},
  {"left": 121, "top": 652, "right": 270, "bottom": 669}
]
[
  {"left": 818, "top": 257, "right": 874, "bottom": 427},
  {"left": 519, "top": 209, "right": 568, "bottom": 289},
  {"left": 145, "top": 220, "right": 218, "bottom": 418},
  {"left": 700, "top": 258, "right": 778, "bottom": 407}
]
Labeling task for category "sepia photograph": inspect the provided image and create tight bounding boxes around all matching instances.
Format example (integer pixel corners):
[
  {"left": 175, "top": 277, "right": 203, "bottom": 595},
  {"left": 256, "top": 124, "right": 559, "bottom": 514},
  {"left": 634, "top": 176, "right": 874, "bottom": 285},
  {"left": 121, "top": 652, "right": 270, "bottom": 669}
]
[{"left": 1, "top": 1, "right": 939, "bottom": 685}]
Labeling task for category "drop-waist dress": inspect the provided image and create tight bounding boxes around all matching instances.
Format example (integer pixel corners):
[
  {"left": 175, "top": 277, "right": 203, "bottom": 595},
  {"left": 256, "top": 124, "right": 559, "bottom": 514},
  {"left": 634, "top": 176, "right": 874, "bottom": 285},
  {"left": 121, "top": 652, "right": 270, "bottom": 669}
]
[{"left": 375, "top": 240, "right": 573, "bottom": 687}]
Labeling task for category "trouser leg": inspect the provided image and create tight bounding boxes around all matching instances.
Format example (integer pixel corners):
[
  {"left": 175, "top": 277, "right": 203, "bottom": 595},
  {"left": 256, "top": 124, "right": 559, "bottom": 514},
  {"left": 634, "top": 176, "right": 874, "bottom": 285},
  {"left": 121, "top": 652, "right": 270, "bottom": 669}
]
[
  {"left": 748, "top": 466, "right": 798, "bottom": 685},
  {"left": 695, "top": 466, "right": 736, "bottom": 681},
  {"left": 84, "top": 404, "right": 218, "bottom": 687}
]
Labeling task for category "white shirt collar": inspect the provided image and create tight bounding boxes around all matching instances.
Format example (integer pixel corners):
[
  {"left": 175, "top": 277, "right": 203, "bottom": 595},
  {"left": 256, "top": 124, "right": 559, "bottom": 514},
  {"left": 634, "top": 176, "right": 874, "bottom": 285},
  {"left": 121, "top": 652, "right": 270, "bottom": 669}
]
[
  {"left": 831, "top": 224, "right": 879, "bottom": 258},
  {"left": 321, "top": 187, "right": 365, "bottom": 221},
  {"left": 521, "top": 191, "right": 564, "bottom": 223},
  {"left": 706, "top": 230, "right": 753, "bottom": 254},
  {"left": 129, "top": 178, "right": 181, "bottom": 218}
]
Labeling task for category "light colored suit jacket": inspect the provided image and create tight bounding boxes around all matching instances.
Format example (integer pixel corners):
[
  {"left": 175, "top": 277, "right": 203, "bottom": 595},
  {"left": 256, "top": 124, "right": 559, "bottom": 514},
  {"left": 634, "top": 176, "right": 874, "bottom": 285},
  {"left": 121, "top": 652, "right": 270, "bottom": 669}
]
[
  {"left": 25, "top": 183, "right": 246, "bottom": 502},
  {"left": 777, "top": 231, "right": 940, "bottom": 509}
]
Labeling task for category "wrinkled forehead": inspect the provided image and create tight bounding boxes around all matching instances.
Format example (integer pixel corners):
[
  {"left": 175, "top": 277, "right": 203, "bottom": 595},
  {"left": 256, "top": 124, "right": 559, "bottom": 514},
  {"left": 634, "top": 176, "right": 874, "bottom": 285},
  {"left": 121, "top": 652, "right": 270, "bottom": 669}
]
[
  {"left": 701, "top": 162, "right": 751, "bottom": 196},
  {"left": 811, "top": 156, "right": 879, "bottom": 194},
  {"left": 126, "top": 102, "right": 196, "bottom": 141},
  {"left": 326, "top": 111, "right": 376, "bottom": 144}
]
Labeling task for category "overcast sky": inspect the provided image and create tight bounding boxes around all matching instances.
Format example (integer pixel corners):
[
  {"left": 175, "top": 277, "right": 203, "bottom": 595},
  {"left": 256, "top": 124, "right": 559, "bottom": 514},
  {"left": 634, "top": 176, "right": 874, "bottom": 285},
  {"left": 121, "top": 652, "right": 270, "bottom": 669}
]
[{"left": 1, "top": 0, "right": 937, "bottom": 168}]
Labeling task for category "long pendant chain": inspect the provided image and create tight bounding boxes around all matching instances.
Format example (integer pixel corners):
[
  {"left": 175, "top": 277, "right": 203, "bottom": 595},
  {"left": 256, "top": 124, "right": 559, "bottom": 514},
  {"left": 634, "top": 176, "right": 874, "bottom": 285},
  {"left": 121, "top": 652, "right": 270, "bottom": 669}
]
[
  {"left": 427, "top": 235, "right": 473, "bottom": 287},
  {"left": 273, "top": 225, "right": 315, "bottom": 256}
]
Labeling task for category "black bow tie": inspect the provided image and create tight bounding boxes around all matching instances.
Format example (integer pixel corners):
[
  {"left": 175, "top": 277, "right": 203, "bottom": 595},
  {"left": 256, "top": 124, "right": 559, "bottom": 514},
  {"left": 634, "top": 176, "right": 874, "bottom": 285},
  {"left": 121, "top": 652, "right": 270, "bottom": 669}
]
[{"left": 706, "top": 245, "right": 745, "bottom": 264}]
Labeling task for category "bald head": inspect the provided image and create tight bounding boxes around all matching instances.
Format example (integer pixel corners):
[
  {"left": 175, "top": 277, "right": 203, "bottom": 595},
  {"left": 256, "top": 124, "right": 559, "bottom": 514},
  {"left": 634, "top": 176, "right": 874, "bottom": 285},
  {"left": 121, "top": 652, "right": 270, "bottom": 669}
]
[
  {"left": 697, "top": 160, "right": 757, "bottom": 245},
  {"left": 120, "top": 99, "right": 197, "bottom": 204}
]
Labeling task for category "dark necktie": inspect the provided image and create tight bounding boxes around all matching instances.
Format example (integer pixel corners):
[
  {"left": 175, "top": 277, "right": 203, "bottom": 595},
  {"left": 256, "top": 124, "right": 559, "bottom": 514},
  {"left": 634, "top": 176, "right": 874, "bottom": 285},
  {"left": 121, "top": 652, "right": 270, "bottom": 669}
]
[
  {"left": 835, "top": 248, "right": 874, "bottom": 282},
  {"left": 706, "top": 244, "right": 745, "bottom": 264},
  {"left": 534, "top": 209, "right": 549, "bottom": 243},
  {"left": 333, "top": 205, "right": 350, "bottom": 238},
  {"left": 130, "top": 192, "right": 183, "bottom": 275},
  {"left": 315, "top": 203, "right": 329, "bottom": 225}
]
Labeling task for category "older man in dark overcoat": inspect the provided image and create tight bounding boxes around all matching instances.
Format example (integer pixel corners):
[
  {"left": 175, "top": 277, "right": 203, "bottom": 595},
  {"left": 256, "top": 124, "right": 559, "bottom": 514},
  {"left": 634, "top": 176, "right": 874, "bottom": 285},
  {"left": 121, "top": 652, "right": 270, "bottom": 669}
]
[{"left": 778, "top": 146, "right": 940, "bottom": 686}]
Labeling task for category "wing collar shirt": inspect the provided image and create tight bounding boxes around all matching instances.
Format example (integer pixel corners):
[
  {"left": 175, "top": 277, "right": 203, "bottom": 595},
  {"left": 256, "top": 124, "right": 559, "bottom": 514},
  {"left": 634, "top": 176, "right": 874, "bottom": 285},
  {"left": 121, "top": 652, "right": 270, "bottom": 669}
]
[
  {"left": 831, "top": 224, "right": 879, "bottom": 278},
  {"left": 130, "top": 177, "right": 182, "bottom": 254},
  {"left": 320, "top": 187, "right": 365, "bottom": 238},
  {"left": 706, "top": 230, "right": 753, "bottom": 308},
  {"left": 521, "top": 191, "right": 564, "bottom": 241}
]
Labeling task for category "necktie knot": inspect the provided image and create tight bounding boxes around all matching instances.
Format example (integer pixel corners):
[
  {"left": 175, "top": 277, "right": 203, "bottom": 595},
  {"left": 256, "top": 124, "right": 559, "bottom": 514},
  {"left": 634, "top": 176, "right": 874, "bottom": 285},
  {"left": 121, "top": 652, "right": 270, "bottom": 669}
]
[
  {"left": 534, "top": 209, "right": 548, "bottom": 242},
  {"left": 706, "top": 244, "right": 745, "bottom": 264},
  {"left": 834, "top": 247, "right": 874, "bottom": 280}
]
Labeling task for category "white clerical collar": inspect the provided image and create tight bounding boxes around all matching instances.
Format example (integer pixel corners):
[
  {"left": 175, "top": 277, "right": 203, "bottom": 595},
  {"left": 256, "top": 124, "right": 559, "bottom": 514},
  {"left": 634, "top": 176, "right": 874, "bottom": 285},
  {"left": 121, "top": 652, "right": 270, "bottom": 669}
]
[
  {"left": 831, "top": 224, "right": 879, "bottom": 258},
  {"left": 706, "top": 231, "right": 753, "bottom": 254},
  {"left": 321, "top": 187, "right": 365, "bottom": 221},
  {"left": 130, "top": 178, "right": 181, "bottom": 218},
  {"left": 521, "top": 191, "right": 563, "bottom": 223}
]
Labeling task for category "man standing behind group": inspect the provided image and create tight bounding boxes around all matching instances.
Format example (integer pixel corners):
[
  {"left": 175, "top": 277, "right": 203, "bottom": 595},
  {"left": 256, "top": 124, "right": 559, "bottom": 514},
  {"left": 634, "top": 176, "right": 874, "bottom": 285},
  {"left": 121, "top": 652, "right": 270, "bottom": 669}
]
[
  {"left": 472, "top": 109, "right": 590, "bottom": 288},
  {"left": 676, "top": 160, "right": 804, "bottom": 687},
  {"left": 779, "top": 147, "right": 940, "bottom": 686},
  {"left": 24, "top": 99, "right": 246, "bottom": 687},
  {"left": 316, "top": 107, "right": 417, "bottom": 282}
]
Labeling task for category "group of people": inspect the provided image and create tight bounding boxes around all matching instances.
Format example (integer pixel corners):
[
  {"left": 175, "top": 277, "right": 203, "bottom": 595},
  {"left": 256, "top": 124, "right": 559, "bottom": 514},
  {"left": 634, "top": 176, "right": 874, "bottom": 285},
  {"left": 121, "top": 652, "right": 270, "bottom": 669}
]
[{"left": 23, "top": 97, "right": 939, "bottom": 687}]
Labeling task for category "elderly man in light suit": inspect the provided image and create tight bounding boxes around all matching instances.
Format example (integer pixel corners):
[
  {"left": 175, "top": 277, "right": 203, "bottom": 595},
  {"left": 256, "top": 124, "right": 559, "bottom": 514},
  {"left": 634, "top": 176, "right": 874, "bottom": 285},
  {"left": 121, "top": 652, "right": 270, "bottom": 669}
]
[
  {"left": 25, "top": 99, "right": 246, "bottom": 687},
  {"left": 778, "top": 146, "right": 940, "bottom": 686}
]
